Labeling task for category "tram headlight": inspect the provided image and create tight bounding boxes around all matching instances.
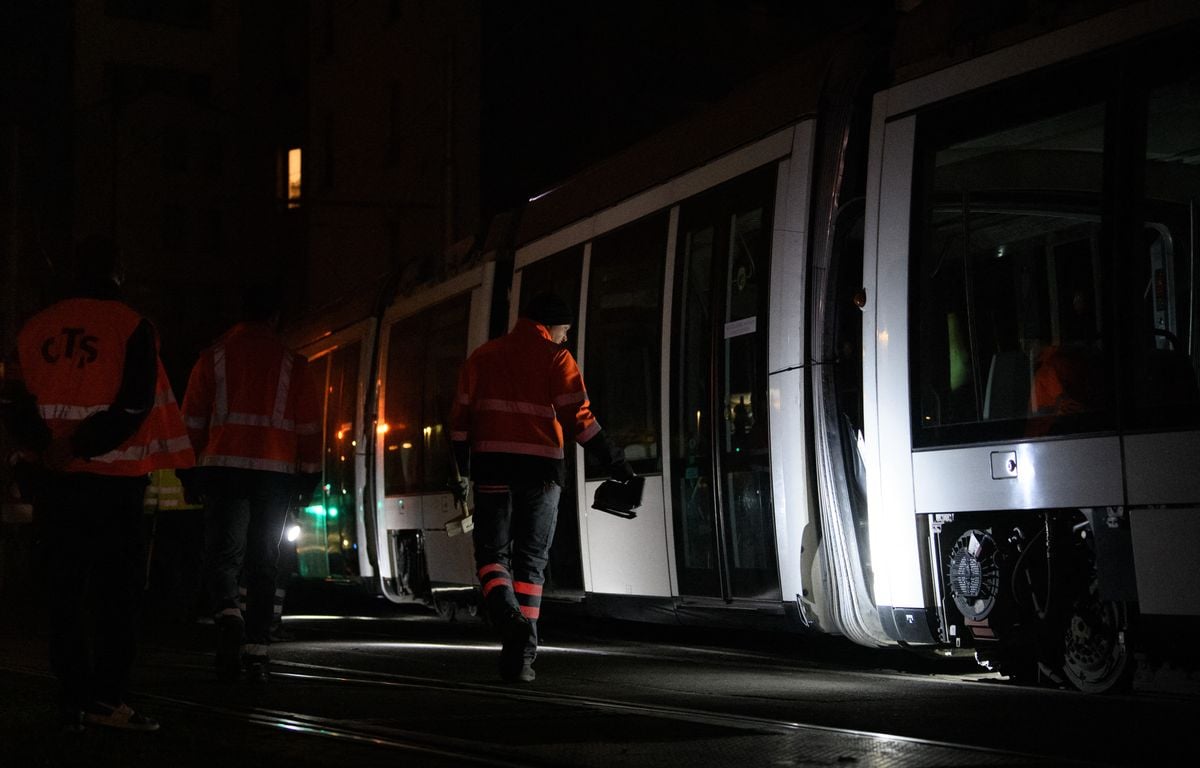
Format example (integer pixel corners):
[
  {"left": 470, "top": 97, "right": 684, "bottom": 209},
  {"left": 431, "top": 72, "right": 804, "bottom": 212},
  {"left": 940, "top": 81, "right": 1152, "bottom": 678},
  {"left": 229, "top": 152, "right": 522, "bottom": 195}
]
[{"left": 286, "top": 524, "right": 301, "bottom": 543}]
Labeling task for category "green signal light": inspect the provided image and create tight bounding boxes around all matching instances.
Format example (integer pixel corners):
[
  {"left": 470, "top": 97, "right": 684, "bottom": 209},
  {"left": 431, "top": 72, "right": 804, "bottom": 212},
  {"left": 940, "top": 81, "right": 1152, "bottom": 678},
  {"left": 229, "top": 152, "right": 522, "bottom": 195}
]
[
  {"left": 304, "top": 505, "right": 326, "bottom": 517},
  {"left": 328, "top": 507, "right": 338, "bottom": 518}
]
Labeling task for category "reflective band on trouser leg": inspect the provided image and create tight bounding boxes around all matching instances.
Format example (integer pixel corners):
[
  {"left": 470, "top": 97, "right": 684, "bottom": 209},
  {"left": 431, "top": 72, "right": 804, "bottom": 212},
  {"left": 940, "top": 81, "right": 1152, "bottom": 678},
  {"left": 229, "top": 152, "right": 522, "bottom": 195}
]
[
  {"left": 514, "top": 581, "right": 543, "bottom": 620},
  {"left": 477, "top": 563, "right": 513, "bottom": 599},
  {"left": 274, "top": 588, "right": 285, "bottom": 621}
]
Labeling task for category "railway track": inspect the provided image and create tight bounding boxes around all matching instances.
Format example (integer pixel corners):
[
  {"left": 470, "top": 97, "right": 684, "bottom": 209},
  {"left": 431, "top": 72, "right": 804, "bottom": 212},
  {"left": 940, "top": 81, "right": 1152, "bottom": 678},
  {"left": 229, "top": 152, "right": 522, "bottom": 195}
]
[{"left": 140, "top": 656, "right": 1087, "bottom": 766}]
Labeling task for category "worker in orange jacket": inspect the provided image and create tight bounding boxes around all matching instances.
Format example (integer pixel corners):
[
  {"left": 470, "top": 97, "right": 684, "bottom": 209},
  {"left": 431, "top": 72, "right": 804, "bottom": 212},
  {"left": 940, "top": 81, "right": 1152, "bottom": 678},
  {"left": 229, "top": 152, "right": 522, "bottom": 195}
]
[
  {"left": 450, "top": 292, "right": 633, "bottom": 682},
  {"left": 181, "top": 283, "right": 321, "bottom": 683},
  {"left": 0, "top": 237, "right": 193, "bottom": 732}
]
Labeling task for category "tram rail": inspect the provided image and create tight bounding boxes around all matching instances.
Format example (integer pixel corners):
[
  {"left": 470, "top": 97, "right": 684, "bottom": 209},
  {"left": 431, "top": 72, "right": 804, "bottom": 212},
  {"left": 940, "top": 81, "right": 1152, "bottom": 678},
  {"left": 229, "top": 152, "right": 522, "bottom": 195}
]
[
  {"left": 156, "top": 655, "right": 1097, "bottom": 766},
  {"left": 0, "top": 649, "right": 1141, "bottom": 766}
]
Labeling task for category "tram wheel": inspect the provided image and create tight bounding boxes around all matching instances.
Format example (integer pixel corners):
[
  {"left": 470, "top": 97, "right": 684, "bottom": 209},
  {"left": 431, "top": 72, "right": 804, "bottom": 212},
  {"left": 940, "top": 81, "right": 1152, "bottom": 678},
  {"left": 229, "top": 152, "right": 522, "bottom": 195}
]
[{"left": 1061, "top": 577, "right": 1133, "bottom": 694}]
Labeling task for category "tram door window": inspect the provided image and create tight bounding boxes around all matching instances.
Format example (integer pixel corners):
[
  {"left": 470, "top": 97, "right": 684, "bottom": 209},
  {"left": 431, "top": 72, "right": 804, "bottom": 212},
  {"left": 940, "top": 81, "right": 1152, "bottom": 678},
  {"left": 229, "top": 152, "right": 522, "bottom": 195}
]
[
  {"left": 584, "top": 213, "right": 668, "bottom": 479},
  {"left": 912, "top": 100, "right": 1112, "bottom": 446},
  {"left": 1132, "top": 75, "right": 1200, "bottom": 429},
  {"left": 382, "top": 295, "right": 471, "bottom": 495},
  {"left": 517, "top": 247, "right": 584, "bottom": 591},
  {"left": 299, "top": 342, "right": 361, "bottom": 579},
  {"left": 671, "top": 168, "right": 781, "bottom": 601}
]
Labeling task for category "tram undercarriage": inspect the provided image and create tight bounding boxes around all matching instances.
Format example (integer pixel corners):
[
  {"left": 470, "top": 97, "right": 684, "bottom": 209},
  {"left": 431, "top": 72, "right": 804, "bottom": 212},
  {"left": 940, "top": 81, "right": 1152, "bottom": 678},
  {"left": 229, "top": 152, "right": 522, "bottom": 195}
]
[{"left": 933, "top": 509, "right": 1134, "bottom": 693}]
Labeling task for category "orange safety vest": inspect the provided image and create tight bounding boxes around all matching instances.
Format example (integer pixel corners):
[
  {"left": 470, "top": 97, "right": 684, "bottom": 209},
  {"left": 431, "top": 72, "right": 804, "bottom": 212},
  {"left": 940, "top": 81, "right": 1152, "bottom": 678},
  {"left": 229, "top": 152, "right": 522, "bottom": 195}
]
[
  {"left": 450, "top": 318, "right": 601, "bottom": 459},
  {"left": 183, "top": 322, "right": 321, "bottom": 475},
  {"left": 16, "top": 298, "right": 194, "bottom": 476}
]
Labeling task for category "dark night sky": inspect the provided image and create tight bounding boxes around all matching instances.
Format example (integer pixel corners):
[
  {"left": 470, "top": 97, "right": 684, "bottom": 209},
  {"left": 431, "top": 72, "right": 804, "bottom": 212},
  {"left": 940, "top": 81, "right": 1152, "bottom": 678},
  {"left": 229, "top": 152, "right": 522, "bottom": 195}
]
[{"left": 479, "top": 1, "right": 883, "bottom": 217}]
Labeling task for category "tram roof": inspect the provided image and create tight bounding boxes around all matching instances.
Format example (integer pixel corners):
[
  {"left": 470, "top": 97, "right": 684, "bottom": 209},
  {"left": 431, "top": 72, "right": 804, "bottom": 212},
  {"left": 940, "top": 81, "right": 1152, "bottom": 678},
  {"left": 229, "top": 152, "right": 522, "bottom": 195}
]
[
  {"left": 511, "top": 0, "right": 1162, "bottom": 251},
  {"left": 510, "top": 31, "right": 840, "bottom": 250}
]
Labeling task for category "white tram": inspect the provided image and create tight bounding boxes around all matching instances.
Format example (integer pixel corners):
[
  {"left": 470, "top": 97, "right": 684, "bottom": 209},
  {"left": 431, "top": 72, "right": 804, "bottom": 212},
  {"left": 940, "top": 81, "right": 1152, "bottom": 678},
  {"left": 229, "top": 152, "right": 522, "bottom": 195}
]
[{"left": 283, "top": 1, "right": 1200, "bottom": 692}]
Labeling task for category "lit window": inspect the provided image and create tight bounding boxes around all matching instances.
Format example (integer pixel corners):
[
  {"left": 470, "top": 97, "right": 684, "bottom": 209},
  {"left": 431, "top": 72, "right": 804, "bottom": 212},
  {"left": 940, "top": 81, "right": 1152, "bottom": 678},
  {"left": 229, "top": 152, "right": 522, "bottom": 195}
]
[{"left": 287, "top": 147, "right": 302, "bottom": 208}]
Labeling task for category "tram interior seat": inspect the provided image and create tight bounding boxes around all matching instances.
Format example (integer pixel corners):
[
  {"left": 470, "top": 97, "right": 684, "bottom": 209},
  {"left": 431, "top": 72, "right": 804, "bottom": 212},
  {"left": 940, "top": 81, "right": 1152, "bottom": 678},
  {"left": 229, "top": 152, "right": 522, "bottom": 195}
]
[{"left": 983, "top": 349, "right": 1033, "bottom": 421}]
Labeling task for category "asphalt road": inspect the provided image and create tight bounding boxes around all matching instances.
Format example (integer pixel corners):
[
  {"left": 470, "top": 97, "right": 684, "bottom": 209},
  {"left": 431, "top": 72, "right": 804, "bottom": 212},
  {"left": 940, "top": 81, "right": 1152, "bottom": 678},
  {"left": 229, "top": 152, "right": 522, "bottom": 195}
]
[{"left": 1, "top": 600, "right": 1195, "bottom": 767}]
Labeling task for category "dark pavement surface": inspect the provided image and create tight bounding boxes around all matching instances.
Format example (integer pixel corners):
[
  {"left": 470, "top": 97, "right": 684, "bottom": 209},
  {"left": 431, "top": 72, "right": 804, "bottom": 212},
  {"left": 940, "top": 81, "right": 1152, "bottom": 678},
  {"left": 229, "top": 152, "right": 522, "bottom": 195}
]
[{"left": 1, "top": 589, "right": 1197, "bottom": 767}]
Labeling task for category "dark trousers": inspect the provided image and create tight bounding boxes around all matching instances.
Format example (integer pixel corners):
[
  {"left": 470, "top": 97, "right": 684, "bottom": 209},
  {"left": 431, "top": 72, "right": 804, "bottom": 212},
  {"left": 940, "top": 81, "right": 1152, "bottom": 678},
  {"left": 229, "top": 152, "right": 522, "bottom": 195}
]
[
  {"left": 472, "top": 480, "right": 561, "bottom": 658},
  {"left": 202, "top": 469, "right": 291, "bottom": 651},
  {"left": 38, "top": 472, "right": 148, "bottom": 713}
]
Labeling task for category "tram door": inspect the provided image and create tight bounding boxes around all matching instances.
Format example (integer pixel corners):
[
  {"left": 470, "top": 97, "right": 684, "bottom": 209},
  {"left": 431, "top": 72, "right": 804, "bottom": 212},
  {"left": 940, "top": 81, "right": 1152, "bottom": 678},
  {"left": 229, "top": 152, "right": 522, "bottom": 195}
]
[
  {"left": 517, "top": 247, "right": 585, "bottom": 593},
  {"left": 299, "top": 341, "right": 362, "bottom": 580},
  {"left": 671, "top": 169, "right": 782, "bottom": 602}
]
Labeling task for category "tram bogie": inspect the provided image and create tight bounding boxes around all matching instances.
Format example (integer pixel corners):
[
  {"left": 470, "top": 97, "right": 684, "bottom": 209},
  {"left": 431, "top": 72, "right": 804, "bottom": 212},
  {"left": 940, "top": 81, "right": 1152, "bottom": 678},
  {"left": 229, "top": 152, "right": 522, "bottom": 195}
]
[{"left": 284, "top": 1, "right": 1200, "bottom": 692}]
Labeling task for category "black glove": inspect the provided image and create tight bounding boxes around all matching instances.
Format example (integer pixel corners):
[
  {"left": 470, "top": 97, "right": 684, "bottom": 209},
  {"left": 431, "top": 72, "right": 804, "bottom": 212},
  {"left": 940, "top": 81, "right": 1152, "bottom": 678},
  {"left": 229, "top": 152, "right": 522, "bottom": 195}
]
[
  {"left": 176, "top": 467, "right": 203, "bottom": 506},
  {"left": 610, "top": 459, "right": 636, "bottom": 483},
  {"left": 582, "top": 428, "right": 636, "bottom": 481},
  {"left": 182, "top": 484, "right": 202, "bottom": 507},
  {"left": 450, "top": 477, "right": 470, "bottom": 504}
]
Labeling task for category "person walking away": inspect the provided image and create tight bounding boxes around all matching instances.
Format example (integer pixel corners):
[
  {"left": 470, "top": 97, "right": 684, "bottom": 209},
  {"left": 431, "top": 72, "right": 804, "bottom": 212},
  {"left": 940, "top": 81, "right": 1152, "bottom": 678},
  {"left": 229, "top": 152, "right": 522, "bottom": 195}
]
[
  {"left": 450, "top": 292, "right": 634, "bottom": 683},
  {"left": 181, "top": 284, "right": 320, "bottom": 682},
  {"left": 0, "top": 237, "right": 194, "bottom": 732}
]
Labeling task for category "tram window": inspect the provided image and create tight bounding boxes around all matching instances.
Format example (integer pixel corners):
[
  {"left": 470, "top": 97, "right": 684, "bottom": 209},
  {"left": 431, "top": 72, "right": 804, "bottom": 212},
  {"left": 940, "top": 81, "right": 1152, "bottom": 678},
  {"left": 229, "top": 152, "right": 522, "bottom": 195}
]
[
  {"left": 912, "top": 102, "right": 1112, "bottom": 446},
  {"left": 519, "top": 245, "right": 584, "bottom": 358},
  {"left": 583, "top": 213, "right": 668, "bottom": 478},
  {"left": 382, "top": 295, "right": 471, "bottom": 494},
  {"left": 1133, "top": 76, "right": 1200, "bottom": 429},
  {"left": 384, "top": 315, "right": 422, "bottom": 494}
]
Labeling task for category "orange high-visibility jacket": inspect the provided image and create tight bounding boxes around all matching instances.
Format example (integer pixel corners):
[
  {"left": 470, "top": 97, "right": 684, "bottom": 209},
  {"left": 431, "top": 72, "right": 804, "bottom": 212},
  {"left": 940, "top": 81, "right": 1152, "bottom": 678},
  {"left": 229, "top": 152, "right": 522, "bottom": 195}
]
[
  {"left": 16, "top": 298, "right": 194, "bottom": 476},
  {"left": 450, "top": 318, "right": 601, "bottom": 460},
  {"left": 183, "top": 322, "right": 321, "bottom": 475}
]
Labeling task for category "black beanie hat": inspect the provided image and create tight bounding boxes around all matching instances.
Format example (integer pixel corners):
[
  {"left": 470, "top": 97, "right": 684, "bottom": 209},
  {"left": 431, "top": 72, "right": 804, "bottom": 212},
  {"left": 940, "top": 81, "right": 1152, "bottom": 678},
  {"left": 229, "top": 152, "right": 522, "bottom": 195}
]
[{"left": 522, "top": 292, "right": 573, "bottom": 326}]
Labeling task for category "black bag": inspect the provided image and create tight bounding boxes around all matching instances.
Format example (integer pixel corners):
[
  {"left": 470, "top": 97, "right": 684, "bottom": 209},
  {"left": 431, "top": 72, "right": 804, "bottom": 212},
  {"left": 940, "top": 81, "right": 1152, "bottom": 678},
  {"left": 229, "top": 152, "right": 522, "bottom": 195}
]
[{"left": 592, "top": 476, "right": 644, "bottom": 519}]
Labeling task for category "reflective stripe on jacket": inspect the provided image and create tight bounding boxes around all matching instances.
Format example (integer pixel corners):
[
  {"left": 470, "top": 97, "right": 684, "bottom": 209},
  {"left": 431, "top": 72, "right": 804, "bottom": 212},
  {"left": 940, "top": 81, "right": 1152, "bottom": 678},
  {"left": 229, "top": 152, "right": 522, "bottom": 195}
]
[
  {"left": 16, "top": 298, "right": 194, "bottom": 476},
  {"left": 450, "top": 318, "right": 601, "bottom": 460},
  {"left": 183, "top": 322, "right": 321, "bottom": 475}
]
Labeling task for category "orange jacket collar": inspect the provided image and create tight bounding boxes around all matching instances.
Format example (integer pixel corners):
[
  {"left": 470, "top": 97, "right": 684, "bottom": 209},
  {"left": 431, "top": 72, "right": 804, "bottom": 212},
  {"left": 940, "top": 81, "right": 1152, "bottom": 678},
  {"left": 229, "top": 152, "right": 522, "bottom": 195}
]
[{"left": 514, "top": 317, "right": 553, "bottom": 341}]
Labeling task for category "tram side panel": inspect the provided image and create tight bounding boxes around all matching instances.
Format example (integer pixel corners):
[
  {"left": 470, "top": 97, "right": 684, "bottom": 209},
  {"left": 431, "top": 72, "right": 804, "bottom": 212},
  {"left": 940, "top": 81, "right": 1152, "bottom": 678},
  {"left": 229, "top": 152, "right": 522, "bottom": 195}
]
[
  {"left": 767, "top": 123, "right": 825, "bottom": 630},
  {"left": 868, "top": 4, "right": 1200, "bottom": 689},
  {"left": 863, "top": 108, "right": 928, "bottom": 640}
]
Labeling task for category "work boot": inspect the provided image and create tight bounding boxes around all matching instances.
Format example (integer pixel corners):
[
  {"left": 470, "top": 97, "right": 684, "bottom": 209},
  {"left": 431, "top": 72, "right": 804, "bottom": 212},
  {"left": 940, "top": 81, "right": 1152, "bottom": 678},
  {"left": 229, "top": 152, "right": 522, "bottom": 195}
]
[
  {"left": 514, "top": 658, "right": 536, "bottom": 682},
  {"left": 215, "top": 613, "right": 244, "bottom": 681},
  {"left": 242, "top": 654, "right": 270, "bottom": 684},
  {"left": 269, "top": 621, "right": 295, "bottom": 642},
  {"left": 499, "top": 612, "right": 534, "bottom": 683},
  {"left": 83, "top": 701, "right": 160, "bottom": 732}
]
